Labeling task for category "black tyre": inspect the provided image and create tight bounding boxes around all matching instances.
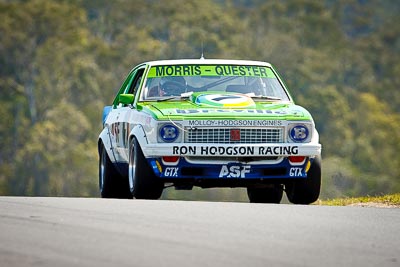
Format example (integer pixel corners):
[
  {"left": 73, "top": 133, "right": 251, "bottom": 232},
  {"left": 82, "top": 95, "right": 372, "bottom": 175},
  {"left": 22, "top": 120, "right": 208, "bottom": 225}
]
[
  {"left": 286, "top": 156, "right": 321, "bottom": 204},
  {"left": 99, "top": 144, "right": 132, "bottom": 199},
  {"left": 129, "top": 137, "right": 163, "bottom": 199},
  {"left": 247, "top": 185, "right": 284, "bottom": 203}
]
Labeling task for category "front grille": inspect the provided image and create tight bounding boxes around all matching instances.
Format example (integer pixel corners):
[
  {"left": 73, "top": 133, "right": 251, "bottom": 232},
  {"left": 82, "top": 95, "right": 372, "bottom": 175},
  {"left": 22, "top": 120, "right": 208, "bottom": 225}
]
[{"left": 184, "top": 128, "right": 283, "bottom": 144}]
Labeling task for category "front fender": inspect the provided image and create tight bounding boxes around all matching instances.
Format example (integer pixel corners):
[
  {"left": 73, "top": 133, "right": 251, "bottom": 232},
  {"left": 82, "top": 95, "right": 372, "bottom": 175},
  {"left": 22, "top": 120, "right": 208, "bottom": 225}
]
[
  {"left": 128, "top": 124, "right": 148, "bottom": 151},
  {"left": 312, "top": 128, "right": 320, "bottom": 145},
  {"left": 98, "top": 127, "right": 117, "bottom": 163}
]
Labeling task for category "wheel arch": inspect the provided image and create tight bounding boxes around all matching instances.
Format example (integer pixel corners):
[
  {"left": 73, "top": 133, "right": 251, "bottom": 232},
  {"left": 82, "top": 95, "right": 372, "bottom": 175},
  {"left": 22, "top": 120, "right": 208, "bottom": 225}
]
[
  {"left": 128, "top": 124, "right": 148, "bottom": 151},
  {"left": 98, "top": 127, "right": 116, "bottom": 163}
]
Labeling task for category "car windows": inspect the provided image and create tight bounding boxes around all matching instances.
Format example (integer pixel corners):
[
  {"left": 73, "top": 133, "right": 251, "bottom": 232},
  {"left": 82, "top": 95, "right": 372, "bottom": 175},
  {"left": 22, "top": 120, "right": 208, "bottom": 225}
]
[
  {"left": 127, "top": 68, "right": 144, "bottom": 95},
  {"left": 142, "top": 64, "right": 290, "bottom": 101}
]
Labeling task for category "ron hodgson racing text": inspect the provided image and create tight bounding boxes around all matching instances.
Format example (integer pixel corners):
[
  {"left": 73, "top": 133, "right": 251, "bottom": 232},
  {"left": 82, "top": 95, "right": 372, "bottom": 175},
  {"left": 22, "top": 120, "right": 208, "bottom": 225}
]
[{"left": 172, "top": 145, "right": 299, "bottom": 156}]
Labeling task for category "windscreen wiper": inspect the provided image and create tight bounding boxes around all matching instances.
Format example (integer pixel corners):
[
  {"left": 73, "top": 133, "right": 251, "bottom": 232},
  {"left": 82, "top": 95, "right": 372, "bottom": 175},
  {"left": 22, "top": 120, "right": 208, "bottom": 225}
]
[
  {"left": 156, "top": 96, "right": 179, "bottom": 102},
  {"left": 156, "top": 92, "right": 194, "bottom": 102},
  {"left": 250, "top": 95, "right": 282, "bottom": 100}
]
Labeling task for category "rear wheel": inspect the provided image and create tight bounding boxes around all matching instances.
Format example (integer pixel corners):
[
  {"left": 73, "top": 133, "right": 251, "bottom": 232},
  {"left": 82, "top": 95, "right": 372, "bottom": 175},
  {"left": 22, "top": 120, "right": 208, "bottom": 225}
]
[
  {"left": 99, "top": 144, "right": 132, "bottom": 199},
  {"left": 286, "top": 156, "right": 321, "bottom": 204},
  {"left": 247, "top": 185, "right": 284, "bottom": 203},
  {"left": 129, "top": 137, "right": 163, "bottom": 199}
]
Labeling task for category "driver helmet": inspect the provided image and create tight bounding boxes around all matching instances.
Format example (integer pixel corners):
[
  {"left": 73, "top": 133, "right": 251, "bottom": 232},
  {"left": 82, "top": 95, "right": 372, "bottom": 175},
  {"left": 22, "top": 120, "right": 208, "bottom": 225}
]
[{"left": 159, "top": 76, "right": 187, "bottom": 96}]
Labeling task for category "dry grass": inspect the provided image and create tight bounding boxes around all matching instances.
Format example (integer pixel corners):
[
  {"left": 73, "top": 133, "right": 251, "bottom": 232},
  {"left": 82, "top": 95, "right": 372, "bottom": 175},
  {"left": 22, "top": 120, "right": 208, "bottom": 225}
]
[{"left": 316, "top": 193, "right": 400, "bottom": 208}]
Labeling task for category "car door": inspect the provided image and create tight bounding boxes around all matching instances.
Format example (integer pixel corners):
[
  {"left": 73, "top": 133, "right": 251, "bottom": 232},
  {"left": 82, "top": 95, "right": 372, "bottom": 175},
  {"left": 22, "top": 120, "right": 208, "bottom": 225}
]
[{"left": 115, "top": 67, "right": 146, "bottom": 162}]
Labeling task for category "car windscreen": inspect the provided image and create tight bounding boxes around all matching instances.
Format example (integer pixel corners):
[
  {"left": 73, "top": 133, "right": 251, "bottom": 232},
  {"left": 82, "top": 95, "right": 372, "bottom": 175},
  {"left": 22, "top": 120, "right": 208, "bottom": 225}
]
[{"left": 142, "top": 64, "right": 290, "bottom": 101}]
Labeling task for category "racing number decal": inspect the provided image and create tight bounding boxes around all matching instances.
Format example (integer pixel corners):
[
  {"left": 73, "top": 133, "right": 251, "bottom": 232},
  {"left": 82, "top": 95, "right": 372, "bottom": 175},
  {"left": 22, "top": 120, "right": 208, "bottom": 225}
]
[
  {"left": 219, "top": 165, "right": 251, "bottom": 178},
  {"left": 111, "top": 123, "right": 120, "bottom": 142},
  {"left": 121, "top": 122, "right": 130, "bottom": 148},
  {"left": 113, "top": 122, "right": 125, "bottom": 148}
]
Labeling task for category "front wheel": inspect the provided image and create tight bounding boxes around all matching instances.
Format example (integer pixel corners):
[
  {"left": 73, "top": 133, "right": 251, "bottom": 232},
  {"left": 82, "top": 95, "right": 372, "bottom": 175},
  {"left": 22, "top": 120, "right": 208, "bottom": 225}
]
[
  {"left": 286, "top": 156, "right": 321, "bottom": 204},
  {"left": 129, "top": 137, "right": 163, "bottom": 199},
  {"left": 99, "top": 144, "right": 132, "bottom": 199},
  {"left": 247, "top": 185, "right": 284, "bottom": 203}
]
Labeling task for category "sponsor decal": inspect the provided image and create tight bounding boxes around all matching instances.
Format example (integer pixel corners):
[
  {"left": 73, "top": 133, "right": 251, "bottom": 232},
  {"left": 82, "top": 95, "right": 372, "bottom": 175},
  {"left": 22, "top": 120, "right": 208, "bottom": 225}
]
[
  {"left": 155, "top": 160, "right": 162, "bottom": 173},
  {"left": 111, "top": 123, "right": 119, "bottom": 136},
  {"left": 147, "top": 65, "right": 275, "bottom": 78},
  {"left": 176, "top": 109, "right": 287, "bottom": 115},
  {"left": 289, "top": 167, "right": 303, "bottom": 177},
  {"left": 173, "top": 146, "right": 197, "bottom": 155},
  {"left": 219, "top": 165, "right": 251, "bottom": 178},
  {"left": 195, "top": 94, "right": 255, "bottom": 108},
  {"left": 187, "top": 120, "right": 283, "bottom": 127},
  {"left": 164, "top": 167, "right": 179, "bottom": 177},
  {"left": 172, "top": 145, "right": 299, "bottom": 156},
  {"left": 259, "top": 146, "right": 298, "bottom": 156}
]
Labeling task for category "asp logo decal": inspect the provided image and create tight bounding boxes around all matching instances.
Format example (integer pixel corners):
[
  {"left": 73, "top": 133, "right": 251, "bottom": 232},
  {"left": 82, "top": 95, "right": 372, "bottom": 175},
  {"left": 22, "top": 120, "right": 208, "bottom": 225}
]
[{"left": 219, "top": 165, "right": 251, "bottom": 178}]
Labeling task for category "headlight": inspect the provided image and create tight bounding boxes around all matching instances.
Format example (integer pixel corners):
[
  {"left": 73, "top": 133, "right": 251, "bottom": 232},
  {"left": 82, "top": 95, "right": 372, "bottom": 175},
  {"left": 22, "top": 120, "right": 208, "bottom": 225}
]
[
  {"left": 288, "top": 124, "right": 311, "bottom": 143},
  {"left": 159, "top": 124, "right": 180, "bottom": 142}
]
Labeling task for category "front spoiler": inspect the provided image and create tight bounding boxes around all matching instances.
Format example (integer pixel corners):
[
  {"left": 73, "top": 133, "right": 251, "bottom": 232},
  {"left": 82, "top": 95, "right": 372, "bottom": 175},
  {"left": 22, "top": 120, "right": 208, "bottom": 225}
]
[{"left": 148, "top": 156, "right": 313, "bottom": 179}]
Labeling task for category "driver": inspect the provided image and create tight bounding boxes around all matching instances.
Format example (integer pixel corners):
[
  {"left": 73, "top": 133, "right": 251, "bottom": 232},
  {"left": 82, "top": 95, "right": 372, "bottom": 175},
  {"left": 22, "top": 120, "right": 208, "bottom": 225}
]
[
  {"left": 158, "top": 76, "right": 187, "bottom": 96},
  {"left": 147, "top": 76, "right": 187, "bottom": 97}
]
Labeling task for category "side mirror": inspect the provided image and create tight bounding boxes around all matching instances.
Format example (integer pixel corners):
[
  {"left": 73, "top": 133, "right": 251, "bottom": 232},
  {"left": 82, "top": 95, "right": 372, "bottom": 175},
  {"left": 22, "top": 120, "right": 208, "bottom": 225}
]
[{"left": 119, "top": 94, "right": 134, "bottom": 105}]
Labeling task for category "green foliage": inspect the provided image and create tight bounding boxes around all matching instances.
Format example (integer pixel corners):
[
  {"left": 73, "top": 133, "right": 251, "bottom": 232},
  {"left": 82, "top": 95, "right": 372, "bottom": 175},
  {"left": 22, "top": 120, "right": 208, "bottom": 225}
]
[{"left": 0, "top": 0, "right": 399, "bottom": 199}]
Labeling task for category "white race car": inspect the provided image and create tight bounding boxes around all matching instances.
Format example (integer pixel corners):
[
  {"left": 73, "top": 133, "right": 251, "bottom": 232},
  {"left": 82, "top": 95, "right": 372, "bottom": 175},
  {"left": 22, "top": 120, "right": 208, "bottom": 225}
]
[{"left": 98, "top": 59, "right": 322, "bottom": 204}]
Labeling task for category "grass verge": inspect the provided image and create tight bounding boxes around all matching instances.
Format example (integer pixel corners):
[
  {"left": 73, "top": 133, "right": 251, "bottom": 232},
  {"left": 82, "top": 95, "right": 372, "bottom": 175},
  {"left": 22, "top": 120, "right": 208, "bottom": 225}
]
[{"left": 316, "top": 193, "right": 400, "bottom": 207}]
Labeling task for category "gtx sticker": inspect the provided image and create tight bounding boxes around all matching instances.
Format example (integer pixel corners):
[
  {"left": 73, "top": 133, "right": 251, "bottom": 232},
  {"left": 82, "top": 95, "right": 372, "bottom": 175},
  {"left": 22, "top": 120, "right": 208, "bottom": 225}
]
[
  {"left": 219, "top": 165, "right": 251, "bottom": 178},
  {"left": 164, "top": 167, "right": 179, "bottom": 177},
  {"left": 289, "top": 167, "right": 303, "bottom": 177}
]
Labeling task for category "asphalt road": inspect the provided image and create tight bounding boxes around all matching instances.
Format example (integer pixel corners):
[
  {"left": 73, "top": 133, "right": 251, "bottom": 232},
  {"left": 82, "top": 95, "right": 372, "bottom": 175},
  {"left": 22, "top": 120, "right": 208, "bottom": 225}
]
[{"left": 0, "top": 197, "right": 399, "bottom": 267}]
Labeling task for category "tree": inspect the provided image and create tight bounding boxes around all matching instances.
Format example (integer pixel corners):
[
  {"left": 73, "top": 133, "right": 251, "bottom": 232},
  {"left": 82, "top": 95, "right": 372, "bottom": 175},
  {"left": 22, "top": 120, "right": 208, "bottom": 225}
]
[{"left": 1, "top": 0, "right": 399, "bottom": 199}]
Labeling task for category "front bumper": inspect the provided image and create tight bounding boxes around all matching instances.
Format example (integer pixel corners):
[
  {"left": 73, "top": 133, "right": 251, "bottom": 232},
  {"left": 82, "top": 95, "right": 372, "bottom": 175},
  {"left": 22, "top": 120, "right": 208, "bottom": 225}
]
[
  {"left": 143, "top": 143, "right": 321, "bottom": 158},
  {"left": 148, "top": 156, "right": 313, "bottom": 180}
]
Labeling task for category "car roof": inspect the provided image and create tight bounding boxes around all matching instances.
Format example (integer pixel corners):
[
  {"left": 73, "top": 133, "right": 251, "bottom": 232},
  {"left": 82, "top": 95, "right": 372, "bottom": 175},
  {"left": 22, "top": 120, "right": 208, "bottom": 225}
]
[{"left": 144, "top": 59, "right": 272, "bottom": 67}]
